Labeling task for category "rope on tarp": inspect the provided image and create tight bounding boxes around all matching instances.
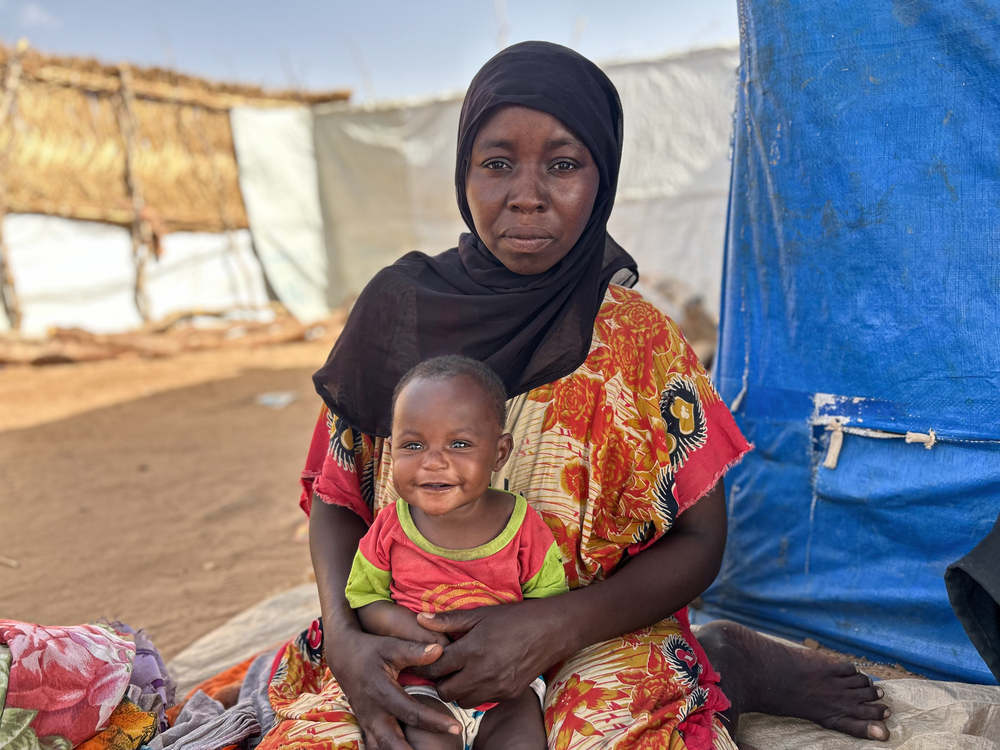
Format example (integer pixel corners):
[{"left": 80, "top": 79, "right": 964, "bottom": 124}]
[{"left": 822, "top": 421, "right": 937, "bottom": 470}]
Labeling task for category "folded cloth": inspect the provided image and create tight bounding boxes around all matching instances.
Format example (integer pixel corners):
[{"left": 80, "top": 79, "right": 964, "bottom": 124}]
[
  {"left": 237, "top": 650, "right": 279, "bottom": 750},
  {"left": 108, "top": 622, "right": 176, "bottom": 732},
  {"left": 0, "top": 620, "right": 136, "bottom": 748},
  {"left": 946, "top": 512, "right": 1000, "bottom": 681},
  {"left": 77, "top": 699, "right": 157, "bottom": 750},
  {"left": 145, "top": 691, "right": 260, "bottom": 750}
]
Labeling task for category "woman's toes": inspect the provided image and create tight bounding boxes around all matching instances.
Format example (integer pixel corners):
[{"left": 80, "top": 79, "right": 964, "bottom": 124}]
[
  {"left": 866, "top": 721, "right": 890, "bottom": 741},
  {"left": 828, "top": 716, "right": 879, "bottom": 740},
  {"left": 851, "top": 685, "right": 882, "bottom": 704},
  {"left": 830, "top": 661, "right": 860, "bottom": 678},
  {"left": 841, "top": 672, "right": 873, "bottom": 689},
  {"left": 853, "top": 701, "right": 890, "bottom": 721}
]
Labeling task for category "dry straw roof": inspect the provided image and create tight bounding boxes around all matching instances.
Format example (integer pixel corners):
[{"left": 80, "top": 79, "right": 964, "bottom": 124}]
[{"left": 0, "top": 42, "right": 349, "bottom": 234}]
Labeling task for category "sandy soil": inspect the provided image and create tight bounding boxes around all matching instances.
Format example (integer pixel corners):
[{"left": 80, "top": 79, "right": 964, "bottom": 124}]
[
  {"left": 0, "top": 340, "right": 335, "bottom": 660},
  {"left": 0, "top": 337, "right": 919, "bottom": 680}
]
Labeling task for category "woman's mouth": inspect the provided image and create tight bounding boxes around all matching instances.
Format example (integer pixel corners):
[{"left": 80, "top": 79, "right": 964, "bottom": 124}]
[{"left": 501, "top": 228, "right": 553, "bottom": 253}]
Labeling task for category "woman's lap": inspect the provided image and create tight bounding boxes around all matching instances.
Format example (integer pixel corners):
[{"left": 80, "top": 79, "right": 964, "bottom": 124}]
[{"left": 257, "top": 618, "right": 737, "bottom": 750}]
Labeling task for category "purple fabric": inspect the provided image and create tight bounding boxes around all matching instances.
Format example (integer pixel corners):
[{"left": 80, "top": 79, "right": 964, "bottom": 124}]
[{"left": 110, "top": 622, "right": 176, "bottom": 732}]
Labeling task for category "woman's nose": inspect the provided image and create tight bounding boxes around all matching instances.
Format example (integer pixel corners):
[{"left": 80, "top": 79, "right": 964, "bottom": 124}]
[{"left": 507, "top": 166, "right": 547, "bottom": 213}]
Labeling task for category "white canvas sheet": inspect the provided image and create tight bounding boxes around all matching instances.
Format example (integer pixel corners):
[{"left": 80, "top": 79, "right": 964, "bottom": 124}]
[
  {"left": 146, "top": 230, "right": 270, "bottom": 322},
  {"left": 1, "top": 215, "right": 269, "bottom": 336},
  {"left": 307, "top": 46, "right": 739, "bottom": 313},
  {"left": 605, "top": 48, "right": 738, "bottom": 315},
  {"left": 312, "top": 94, "right": 464, "bottom": 306},
  {"left": 231, "top": 107, "right": 330, "bottom": 323},
  {"left": 2, "top": 214, "right": 142, "bottom": 337}
]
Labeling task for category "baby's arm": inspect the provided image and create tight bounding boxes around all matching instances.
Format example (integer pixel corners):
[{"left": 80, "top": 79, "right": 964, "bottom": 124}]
[
  {"left": 345, "top": 516, "right": 448, "bottom": 647},
  {"left": 357, "top": 601, "right": 450, "bottom": 647}
]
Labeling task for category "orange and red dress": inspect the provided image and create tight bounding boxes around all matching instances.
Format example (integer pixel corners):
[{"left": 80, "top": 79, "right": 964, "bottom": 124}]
[{"left": 262, "top": 285, "right": 751, "bottom": 750}]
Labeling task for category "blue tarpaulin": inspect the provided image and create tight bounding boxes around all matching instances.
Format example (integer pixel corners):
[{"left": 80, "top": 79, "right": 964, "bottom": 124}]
[{"left": 702, "top": 0, "right": 1000, "bottom": 684}]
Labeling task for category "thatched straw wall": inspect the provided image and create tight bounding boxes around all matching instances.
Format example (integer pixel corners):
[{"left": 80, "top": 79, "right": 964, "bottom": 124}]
[{"left": 0, "top": 43, "right": 349, "bottom": 234}]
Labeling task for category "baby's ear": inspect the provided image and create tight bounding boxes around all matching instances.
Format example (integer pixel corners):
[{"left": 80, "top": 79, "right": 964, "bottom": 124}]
[{"left": 494, "top": 432, "right": 514, "bottom": 472}]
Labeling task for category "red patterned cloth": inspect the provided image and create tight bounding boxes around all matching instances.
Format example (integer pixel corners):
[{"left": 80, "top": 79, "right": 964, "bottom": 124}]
[
  {"left": 268, "top": 286, "right": 751, "bottom": 750},
  {"left": 0, "top": 621, "right": 136, "bottom": 748}
]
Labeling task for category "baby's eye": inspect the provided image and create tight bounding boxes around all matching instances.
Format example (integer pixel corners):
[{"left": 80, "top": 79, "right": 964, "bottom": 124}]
[
  {"left": 451, "top": 440, "right": 472, "bottom": 449},
  {"left": 402, "top": 442, "right": 423, "bottom": 451}
]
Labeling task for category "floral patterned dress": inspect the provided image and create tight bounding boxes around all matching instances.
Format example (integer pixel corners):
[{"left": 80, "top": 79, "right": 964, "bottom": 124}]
[{"left": 260, "top": 285, "right": 751, "bottom": 750}]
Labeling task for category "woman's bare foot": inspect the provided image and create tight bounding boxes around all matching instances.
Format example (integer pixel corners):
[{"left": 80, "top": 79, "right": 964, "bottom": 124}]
[{"left": 698, "top": 620, "right": 891, "bottom": 743}]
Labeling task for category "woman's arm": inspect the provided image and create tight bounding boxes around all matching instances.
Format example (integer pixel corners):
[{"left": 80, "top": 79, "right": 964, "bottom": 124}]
[
  {"left": 309, "top": 498, "right": 462, "bottom": 746},
  {"left": 415, "top": 480, "right": 728, "bottom": 708}
]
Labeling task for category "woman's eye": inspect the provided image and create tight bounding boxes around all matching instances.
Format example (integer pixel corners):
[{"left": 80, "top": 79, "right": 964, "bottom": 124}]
[
  {"left": 552, "top": 160, "right": 577, "bottom": 171},
  {"left": 483, "top": 159, "right": 509, "bottom": 170}
]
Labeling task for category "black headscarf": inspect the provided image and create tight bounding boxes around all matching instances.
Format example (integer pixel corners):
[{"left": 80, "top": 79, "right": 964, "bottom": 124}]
[{"left": 313, "top": 41, "right": 637, "bottom": 437}]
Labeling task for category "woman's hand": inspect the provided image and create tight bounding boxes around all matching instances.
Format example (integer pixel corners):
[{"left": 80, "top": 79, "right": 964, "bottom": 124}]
[
  {"left": 411, "top": 598, "right": 573, "bottom": 709},
  {"left": 325, "top": 627, "right": 462, "bottom": 749},
  {"left": 410, "top": 482, "right": 730, "bottom": 710}
]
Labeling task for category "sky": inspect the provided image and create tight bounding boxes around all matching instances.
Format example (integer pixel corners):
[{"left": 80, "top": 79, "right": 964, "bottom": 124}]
[{"left": 0, "top": 0, "right": 739, "bottom": 101}]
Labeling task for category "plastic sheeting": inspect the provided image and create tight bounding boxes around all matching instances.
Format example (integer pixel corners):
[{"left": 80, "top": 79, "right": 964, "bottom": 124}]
[
  {"left": 148, "top": 231, "right": 269, "bottom": 323},
  {"left": 607, "top": 48, "right": 738, "bottom": 316},
  {"left": 167, "top": 584, "right": 320, "bottom": 698},
  {"left": 3, "top": 214, "right": 141, "bottom": 336},
  {"left": 308, "top": 46, "right": 738, "bottom": 311},
  {"left": 312, "top": 94, "right": 464, "bottom": 308},
  {"left": 231, "top": 107, "right": 330, "bottom": 323},
  {"left": 1, "top": 214, "right": 269, "bottom": 336},
  {"left": 737, "top": 678, "right": 1000, "bottom": 749},
  {"left": 702, "top": 1, "right": 1000, "bottom": 683}
]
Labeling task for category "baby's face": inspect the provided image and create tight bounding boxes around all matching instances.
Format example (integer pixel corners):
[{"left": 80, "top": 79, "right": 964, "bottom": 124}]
[{"left": 389, "top": 375, "right": 505, "bottom": 518}]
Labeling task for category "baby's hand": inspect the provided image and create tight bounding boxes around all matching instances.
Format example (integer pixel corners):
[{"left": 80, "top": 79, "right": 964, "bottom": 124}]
[{"left": 357, "top": 601, "right": 451, "bottom": 647}]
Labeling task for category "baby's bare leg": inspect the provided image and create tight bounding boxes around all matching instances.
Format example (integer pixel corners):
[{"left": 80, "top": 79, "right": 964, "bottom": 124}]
[
  {"left": 473, "top": 688, "right": 546, "bottom": 750},
  {"left": 403, "top": 694, "right": 464, "bottom": 750}
]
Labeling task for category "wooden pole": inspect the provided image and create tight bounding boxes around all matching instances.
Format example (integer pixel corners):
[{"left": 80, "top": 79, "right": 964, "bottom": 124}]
[
  {"left": 0, "top": 40, "right": 26, "bottom": 331},
  {"left": 115, "top": 63, "right": 153, "bottom": 323}
]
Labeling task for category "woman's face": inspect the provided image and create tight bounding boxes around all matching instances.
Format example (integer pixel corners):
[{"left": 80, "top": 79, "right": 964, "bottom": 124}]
[{"left": 466, "top": 105, "right": 600, "bottom": 276}]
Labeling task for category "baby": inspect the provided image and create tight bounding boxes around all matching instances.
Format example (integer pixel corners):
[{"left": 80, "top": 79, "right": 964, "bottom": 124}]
[{"left": 345, "top": 355, "right": 568, "bottom": 750}]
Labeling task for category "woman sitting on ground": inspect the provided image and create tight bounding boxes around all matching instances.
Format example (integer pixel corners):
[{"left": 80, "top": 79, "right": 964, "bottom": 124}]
[{"left": 258, "top": 41, "right": 891, "bottom": 750}]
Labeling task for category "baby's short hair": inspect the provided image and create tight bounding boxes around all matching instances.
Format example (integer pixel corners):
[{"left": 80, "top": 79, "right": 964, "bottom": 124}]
[{"left": 392, "top": 355, "right": 508, "bottom": 430}]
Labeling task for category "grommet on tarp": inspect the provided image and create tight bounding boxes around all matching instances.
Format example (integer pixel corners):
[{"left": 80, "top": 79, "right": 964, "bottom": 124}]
[{"left": 823, "top": 422, "right": 844, "bottom": 470}]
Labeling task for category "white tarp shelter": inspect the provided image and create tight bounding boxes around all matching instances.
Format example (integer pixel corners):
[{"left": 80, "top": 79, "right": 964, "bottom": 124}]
[
  {"left": 3, "top": 45, "right": 738, "bottom": 338},
  {"left": 230, "top": 108, "right": 330, "bottom": 325},
  {"left": 1, "top": 214, "right": 269, "bottom": 337}
]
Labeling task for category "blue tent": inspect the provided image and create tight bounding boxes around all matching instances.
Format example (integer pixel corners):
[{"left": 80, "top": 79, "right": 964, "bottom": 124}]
[{"left": 700, "top": 0, "right": 1000, "bottom": 684}]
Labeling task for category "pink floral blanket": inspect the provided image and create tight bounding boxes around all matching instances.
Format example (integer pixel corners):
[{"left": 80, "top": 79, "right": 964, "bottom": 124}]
[{"left": 0, "top": 620, "right": 136, "bottom": 748}]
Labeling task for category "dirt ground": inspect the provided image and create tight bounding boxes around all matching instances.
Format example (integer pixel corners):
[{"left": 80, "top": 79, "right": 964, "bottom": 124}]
[
  {"left": 0, "top": 337, "right": 920, "bottom": 680},
  {"left": 0, "top": 339, "right": 335, "bottom": 660}
]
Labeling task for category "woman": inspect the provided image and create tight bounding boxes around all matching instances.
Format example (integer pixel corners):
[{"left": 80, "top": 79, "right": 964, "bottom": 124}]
[{"left": 260, "top": 42, "right": 891, "bottom": 750}]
